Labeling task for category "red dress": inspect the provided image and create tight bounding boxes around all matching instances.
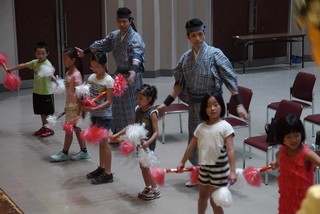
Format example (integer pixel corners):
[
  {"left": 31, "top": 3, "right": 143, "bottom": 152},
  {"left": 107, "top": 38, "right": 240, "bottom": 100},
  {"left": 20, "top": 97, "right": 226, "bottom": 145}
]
[{"left": 278, "top": 145, "right": 314, "bottom": 214}]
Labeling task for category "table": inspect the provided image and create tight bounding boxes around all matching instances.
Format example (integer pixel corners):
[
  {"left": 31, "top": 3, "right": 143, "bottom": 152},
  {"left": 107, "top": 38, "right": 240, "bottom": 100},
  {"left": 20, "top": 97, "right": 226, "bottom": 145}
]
[{"left": 232, "top": 32, "right": 306, "bottom": 73}]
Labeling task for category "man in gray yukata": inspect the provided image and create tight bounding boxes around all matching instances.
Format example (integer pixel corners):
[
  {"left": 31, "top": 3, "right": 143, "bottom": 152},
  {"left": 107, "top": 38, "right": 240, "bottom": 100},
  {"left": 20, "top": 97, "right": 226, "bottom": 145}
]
[
  {"left": 77, "top": 7, "right": 145, "bottom": 133},
  {"left": 157, "top": 18, "right": 248, "bottom": 187}
]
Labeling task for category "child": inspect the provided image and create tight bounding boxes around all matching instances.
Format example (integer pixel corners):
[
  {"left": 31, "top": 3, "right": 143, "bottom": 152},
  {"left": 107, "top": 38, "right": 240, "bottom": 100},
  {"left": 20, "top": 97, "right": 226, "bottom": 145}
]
[
  {"left": 271, "top": 114, "right": 320, "bottom": 214},
  {"left": 177, "top": 93, "right": 237, "bottom": 214},
  {"left": 6, "top": 42, "right": 55, "bottom": 137},
  {"left": 111, "top": 84, "right": 160, "bottom": 200},
  {"left": 50, "top": 47, "right": 90, "bottom": 162},
  {"left": 84, "top": 51, "right": 114, "bottom": 184}
]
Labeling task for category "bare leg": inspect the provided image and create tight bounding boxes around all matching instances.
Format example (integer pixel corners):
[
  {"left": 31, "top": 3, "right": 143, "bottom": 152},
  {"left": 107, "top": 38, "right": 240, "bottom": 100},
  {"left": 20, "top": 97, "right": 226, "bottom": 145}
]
[
  {"left": 140, "top": 165, "right": 157, "bottom": 188},
  {"left": 74, "top": 126, "right": 86, "bottom": 149},
  {"left": 63, "top": 132, "right": 73, "bottom": 151},
  {"left": 41, "top": 114, "right": 47, "bottom": 126},
  {"left": 210, "top": 192, "right": 224, "bottom": 214},
  {"left": 198, "top": 184, "right": 210, "bottom": 214},
  {"left": 100, "top": 138, "right": 112, "bottom": 174}
]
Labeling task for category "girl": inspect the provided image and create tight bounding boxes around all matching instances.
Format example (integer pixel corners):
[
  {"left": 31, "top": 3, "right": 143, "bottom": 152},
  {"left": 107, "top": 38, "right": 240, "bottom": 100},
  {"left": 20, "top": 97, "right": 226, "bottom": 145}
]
[
  {"left": 50, "top": 47, "right": 90, "bottom": 162},
  {"left": 84, "top": 51, "right": 114, "bottom": 184},
  {"left": 111, "top": 84, "right": 160, "bottom": 200},
  {"left": 177, "top": 93, "right": 237, "bottom": 214},
  {"left": 272, "top": 114, "right": 320, "bottom": 214}
]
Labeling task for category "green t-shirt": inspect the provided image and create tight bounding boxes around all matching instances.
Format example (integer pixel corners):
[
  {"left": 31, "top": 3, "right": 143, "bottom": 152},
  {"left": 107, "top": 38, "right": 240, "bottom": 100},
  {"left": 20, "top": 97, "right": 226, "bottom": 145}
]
[{"left": 26, "top": 59, "right": 53, "bottom": 95}]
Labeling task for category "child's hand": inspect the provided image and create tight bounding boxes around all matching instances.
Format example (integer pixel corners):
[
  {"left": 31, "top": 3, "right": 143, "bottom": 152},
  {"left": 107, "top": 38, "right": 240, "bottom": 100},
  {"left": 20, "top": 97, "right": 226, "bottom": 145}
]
[
  {"left": 141, "top": 140, "right": 148, "bottom": 150},
  {"left": 177, "top": 163, "right": 185, "bottom": 173},
  {"left": 229, "top": 171, "right": 237, "bottom": 185},
  {"left": 270, "top": 161, "right": 279, "bottom": 169}
]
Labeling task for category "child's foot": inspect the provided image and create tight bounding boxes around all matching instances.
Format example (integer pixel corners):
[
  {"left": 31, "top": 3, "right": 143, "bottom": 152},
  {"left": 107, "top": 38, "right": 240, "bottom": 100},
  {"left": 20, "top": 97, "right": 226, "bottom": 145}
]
[
  {"left": 140, "top": 186, "right": 161, "bottom": 200},
  {"left": 50, "top": 151, "right": 69, "bottom": 162},
  {"left": 138, "top": 186, "right": 151, "bottom": 199},
  {"left": 34, "top": 127, "right": 45, "bottom": 136},
  {"left": 91, "top": 172, "right": 113, "bottom": 184},
  {"left": 86, "top": 167, "right": 105, "bottom": 179},
  {"left": 40, "top": 128, "right": 54, "bottom": 137},
  {"left": 71, "top": 151, "right": 90, "bottom": 161}
]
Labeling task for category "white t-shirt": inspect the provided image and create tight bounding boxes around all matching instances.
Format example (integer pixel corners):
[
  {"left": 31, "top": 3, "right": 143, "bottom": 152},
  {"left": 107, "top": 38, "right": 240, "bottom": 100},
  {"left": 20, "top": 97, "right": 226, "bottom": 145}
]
[{"left": 194, "top": 120, "right": 234, "bottom": 165}]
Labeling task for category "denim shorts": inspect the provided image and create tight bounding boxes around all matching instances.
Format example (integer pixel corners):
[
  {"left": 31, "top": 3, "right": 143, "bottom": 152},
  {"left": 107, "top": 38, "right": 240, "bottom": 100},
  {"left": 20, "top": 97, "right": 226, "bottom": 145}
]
[{"left": 91, "top": 116, "right": 112, "bottom": 129}]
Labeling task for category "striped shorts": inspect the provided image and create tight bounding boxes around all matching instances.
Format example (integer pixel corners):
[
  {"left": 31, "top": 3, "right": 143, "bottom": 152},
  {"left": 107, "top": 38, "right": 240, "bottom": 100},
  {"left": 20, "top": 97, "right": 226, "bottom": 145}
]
[{"left": 198, "top": 163, "right": 230, "bottom": 187}]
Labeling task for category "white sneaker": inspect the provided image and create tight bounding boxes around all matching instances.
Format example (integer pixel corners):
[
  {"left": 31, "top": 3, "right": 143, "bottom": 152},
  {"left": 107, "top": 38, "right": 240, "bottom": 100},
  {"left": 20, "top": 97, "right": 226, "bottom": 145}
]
[
  {"left": 50, "top": 151, "right": 69, "bottom": 162},
  {"left": 71, "top": 151, "right": 90, "bottom": 161},
  {"left": 185, "top": 181, "right": 197, "bottom": 187}
]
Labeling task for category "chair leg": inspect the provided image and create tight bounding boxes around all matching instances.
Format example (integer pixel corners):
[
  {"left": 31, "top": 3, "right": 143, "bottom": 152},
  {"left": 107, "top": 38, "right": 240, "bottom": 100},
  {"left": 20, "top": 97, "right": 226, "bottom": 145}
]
[
  {"left": 162, "top": 115, "right": 165, "bottom": 144},
  {"left": 265, "top": 149, "right": 270, "bottom": 185},
  {"left": 243, "top": 143, "right": 246, "bottom": 169},
  {"left": 179, "top": 113, "right": 183, "bottom": 133}
]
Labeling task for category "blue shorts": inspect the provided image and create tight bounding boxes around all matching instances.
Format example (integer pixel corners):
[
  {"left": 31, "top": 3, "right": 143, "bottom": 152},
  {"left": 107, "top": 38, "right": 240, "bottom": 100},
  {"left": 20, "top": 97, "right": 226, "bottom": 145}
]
[{"left": 91, "top": 116, "right": 112, "bottom": 129}]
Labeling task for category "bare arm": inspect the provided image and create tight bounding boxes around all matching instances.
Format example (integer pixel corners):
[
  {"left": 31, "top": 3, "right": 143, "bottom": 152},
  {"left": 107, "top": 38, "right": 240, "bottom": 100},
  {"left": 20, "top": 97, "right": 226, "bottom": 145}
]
[
  {"left": 142, "top": 111, "right": 159, "bottom": 149},
  {"left": 157, "top": 83, "right": 182, "bottom": 117},
  {"left": 306, "top": 150, "right": 320, "bottom": 166},
  {"left": 6, "top": 63, "right": 28, "bottom": 72},
  {"left": 225, "top": 134, "right": 237, "bottom": 184}
]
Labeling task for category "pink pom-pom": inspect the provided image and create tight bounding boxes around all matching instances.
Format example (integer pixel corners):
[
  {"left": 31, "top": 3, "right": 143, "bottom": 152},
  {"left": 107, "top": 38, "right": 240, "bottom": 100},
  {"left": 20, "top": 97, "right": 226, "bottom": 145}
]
[
  {"left": 4, "top": 72, "right": 21, "bottom": 90},
  {"left": 81, "top": 98, "right": 97, "bottom": 107},
  {"left": 63, "top": 122, "right": 74, "bottom": 133},
  {"left": 189, "top": 166, "right": 200, "bottom": 185},
  {"left": 150, "top": 167, "right": 165, "bottom": 186},
  {"left": 243, "top": 166, "right": 262, "bottom": 187},
  {"left": 119, "top": 140, "right": 135, "bottom": 155},
  {"left": 113, "top": 74, "right": 128, "bottom": 97},
  {"left": 0, "top": 52, "right": 8, "bottom": 68},
  {"left": 81, "top": 125, "right": 110, "bottom": 144}
]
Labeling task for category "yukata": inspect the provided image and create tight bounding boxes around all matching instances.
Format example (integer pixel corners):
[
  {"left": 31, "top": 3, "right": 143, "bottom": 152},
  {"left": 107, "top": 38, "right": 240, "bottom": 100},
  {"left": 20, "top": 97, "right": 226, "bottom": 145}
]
[
  {"left": 90, "top": 27, "right": 145, "bottom": 133},
  {"left": 174, "top": 42, "right": 238, "bottom": 165}
]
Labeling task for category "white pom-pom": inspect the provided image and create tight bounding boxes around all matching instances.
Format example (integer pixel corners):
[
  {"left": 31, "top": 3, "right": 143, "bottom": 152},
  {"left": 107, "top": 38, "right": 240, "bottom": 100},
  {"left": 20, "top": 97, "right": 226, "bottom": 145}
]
[
  {"left": 77, "top": 112, "right": 92, "bottom": 129},
  {"left": 52, "top": 77, "right": 65, "bottom": 94},
  {"left": 230, "top": 168, "right": 246, "bottom": 189},
  {"left": 38, "top": 64, "right": 55, "bottom": 77},
  {"left": 137, "top": 147, "right": 160, "bottom": 168},
  {"left": 212, "top": 186, "right": 233, "bottom": 207},
  {"left": 75, "top": 83, "right": 90, "bottom": 98},
  {"left": 125, "top": 123, "right": 148, "bottom": 144}
]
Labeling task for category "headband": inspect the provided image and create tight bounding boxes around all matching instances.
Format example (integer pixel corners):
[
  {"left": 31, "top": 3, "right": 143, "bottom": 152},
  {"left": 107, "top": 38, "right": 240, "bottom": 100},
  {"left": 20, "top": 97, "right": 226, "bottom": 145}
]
[
  {"left": 186, "top": 25, "right": 206, "bottom": 33},
  {"left": 117, "top": 13, "right": 132, "bottom": 19}
]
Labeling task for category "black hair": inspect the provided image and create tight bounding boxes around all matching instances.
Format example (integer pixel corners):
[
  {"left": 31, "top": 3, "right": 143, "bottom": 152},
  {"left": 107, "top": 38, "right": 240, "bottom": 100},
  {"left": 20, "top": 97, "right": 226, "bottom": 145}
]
[
  {"left": 185, "top": 18, "right": 205, "bottom": 35},
  {"left": 90, "top": 51, "right": 108, "bottom": 72},
  {"left": 34, "top": 42, "right": 49, "bottom": 53},
  {"left": 63, "top": 47, "right": 83, "bottom": 78},
  {"left": 136, "top": 84, "right": 158, "bottom": 105},
  {"left": 275, "top": 114, "right": 306, "bottom": 145},
  {"left": 200, "top": 93, "right": 226, "bottom": 121}
]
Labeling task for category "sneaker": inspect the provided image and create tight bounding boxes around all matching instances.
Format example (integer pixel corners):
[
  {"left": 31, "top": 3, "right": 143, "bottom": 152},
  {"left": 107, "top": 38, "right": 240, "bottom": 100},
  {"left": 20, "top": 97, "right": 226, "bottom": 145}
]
[
  {"left": 86, "top": 167, "right": 105, "bottom": 179},
  {"left": 71, "top": 151, "right": 90, "bottom": 161},
  {"left": 91, "top": 172, "right": 113, "bottom": 184},
  {"left": 40, "top": 128, "right": 54, "bottom": 137},
  {"left": 34, "top": 127, "right": 45, "bottom": 136},
  {"left": 50, "top": 151, "right": 69, "bottom": 162},
  {"left": 138, "top": 186, "right": 151, "bottom": 199},
  {"left": 140, "top": 187, "right": 161, "bottom": 200},
  {"left": 185, "top": 181, "right": 198, "bottom": 187}
]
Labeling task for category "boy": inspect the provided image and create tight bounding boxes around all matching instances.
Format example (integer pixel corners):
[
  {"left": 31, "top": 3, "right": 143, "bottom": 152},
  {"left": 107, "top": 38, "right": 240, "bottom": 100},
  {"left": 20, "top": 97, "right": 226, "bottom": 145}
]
[{"left": 7, "top": 42, "right": 55, "bottom": 137}]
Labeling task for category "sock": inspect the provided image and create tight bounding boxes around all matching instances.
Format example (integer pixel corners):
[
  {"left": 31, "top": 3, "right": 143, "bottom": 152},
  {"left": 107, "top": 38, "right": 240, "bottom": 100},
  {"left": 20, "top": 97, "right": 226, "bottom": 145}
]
[
  {"left": 62, "top": 150, "right": 68, "bottom": 154},
  {"left": 81, "top": 148, "right": 87, "bottom": 153}
]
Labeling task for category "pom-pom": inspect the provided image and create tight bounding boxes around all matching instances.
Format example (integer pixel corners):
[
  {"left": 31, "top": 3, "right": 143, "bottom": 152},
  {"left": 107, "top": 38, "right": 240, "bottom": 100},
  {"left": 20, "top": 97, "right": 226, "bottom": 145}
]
[
  {"left": 189, "top": 166, "right": 200, "bottom": 185},
  {"left": 150, "top": 167, "right": 165, "bottom": 186},
  {"left": 38, "top": 64, "right": 55, "bottom": 78},
  {"left": 75, "top": 83, "right": 90, "bottom": 98},
  {"left": 137, "top": 147, "right": 160, "bottom": 168},
  {"left": 0, "top": 52, "right": 8, "bottom": 69},
  {"left": 52, "top": 76, "right": 65, "bottom": 94},
  {"left": 76, "top": 112, "right": 92, "bottom": 129},
  {"left": 125, "top": 123, "right": 148, "bottom": 144},
  {"left": 3, "top": 72, "right": 21, "bottom": 90},
  {"left": 81, "top": 125, "right": 110, "bottom": 144},
  {"left": 212, "top": 184, "right": 233, "bottom": 207},
  {"left": 63, "top": 122, "right": 74, "bottom": 133},
  {"left": 243, "top": 166, "right": 262, "bottom": 187},
  {"left": 113, "top": 74, "right": 128, "bottom": 97},
  {"left": 119, "top": 140, "right": 135, "bottom": 155},
  {"left": 230, "top": 168, "right": 246, "bottom": 189},
  {"left": 46, "top": 115, "right": 58, "bottom": 129},
  {"left": 81, "top": 98, "right": 97, "bottom": 107}
]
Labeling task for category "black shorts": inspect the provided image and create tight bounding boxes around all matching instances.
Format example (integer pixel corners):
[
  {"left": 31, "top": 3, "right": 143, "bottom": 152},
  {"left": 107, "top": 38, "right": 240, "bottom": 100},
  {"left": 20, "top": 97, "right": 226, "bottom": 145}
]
[{"left": 33, "top": 93, "right": 55, "bottom": 115}]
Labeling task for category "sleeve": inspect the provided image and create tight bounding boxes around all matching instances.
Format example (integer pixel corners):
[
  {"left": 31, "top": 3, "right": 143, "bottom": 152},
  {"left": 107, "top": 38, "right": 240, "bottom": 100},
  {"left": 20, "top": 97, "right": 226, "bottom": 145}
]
[
  {"left": 193, "top": 123, "right": 202, "bottom": 138},
  {"left": 224, "top": 122, "right": 235, "bottom": 138},
  {"left": 129, "top": 33, "right": 145, "bottom": 64},
  {"left": 173, "top": 53, "right": 187, "bottom": 86},
  {"left": 106, "top": 76, "right": 114, "bottom": 89},
  {"left": 74, "top": 72, "right": 83, "bottom": 86},
  {"left": 213, "top": 48, "right": 238, "bottom": 91},
  {"left": 25, "top": 60, "right": 36, "bottom": 70},
  {"left": 90, "top": 32, "right": 114, "bottom": 53}
]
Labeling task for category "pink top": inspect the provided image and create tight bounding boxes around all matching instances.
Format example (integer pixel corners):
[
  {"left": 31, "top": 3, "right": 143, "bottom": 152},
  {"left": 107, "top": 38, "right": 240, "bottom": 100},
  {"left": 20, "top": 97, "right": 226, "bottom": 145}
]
[
  {"left": 65, "top": 70, "right": 82, "bottom": 106},
  {"left": 278, "top": 144, "right": 314, "bottom": 214}
]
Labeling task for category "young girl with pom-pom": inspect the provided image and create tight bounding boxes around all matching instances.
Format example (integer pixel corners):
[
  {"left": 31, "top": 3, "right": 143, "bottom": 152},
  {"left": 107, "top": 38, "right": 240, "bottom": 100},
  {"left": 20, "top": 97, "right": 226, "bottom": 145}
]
[
  {"left": 111, "top": 84, "right": 160, "bottom": 200},
  {"left": 83, "top": 51, "right": 115, "bottom": 185},
  {"left": 50, "top": 47, "right": 90, "bottom": 162},
  {"left": 6, "top": 42, "right": 56, "bottom": 137},
  {"left": 177, "top": 93, "right": 237, "bottom": 214},
  {"left": 271, "top": 114, "right": 320, "bottom": 214}
]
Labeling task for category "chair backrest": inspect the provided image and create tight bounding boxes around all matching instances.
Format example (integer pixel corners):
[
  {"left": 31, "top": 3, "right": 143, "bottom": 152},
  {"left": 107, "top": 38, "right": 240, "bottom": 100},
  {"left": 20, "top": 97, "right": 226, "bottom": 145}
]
[
  {"left": 291, "top": 71, "right": 316, "bottom": 102},
  {"left": 228, "top": 86, "right": 253, "bottom": 117},
  {"left": 274, "top": 99, "right": 303, "bottom": 121}
]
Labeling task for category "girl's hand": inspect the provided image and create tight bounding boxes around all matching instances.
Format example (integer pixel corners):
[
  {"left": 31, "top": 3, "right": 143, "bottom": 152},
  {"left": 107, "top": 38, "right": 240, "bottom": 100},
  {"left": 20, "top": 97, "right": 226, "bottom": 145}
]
[
  {"left": 141, "top": 140, "right": 148, "bottom": 150},
  {"left": 270, "top": 161, "right": 279, "bottom": 169},
  {"left": 82, "top": 106, "right": 95, "bottom": 112},
  {"left": 177, "top": 163, "right": 185, "bottom": 173},
  {"left": 229, "top": 171, "right": 237, "bottom": 185},
  {"left": 75, "top": 47, "right": 84, "bottom": 58}
]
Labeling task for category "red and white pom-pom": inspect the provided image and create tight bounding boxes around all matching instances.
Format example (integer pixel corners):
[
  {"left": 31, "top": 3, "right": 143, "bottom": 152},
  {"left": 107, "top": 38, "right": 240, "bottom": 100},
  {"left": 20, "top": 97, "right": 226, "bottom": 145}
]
[
  {"left": 75, "top": 83, "right": 90, "bottom": 98},
  {"left": 63, "top": 122, "right": 74, "bottom": 133},
  {"left": 81, "top": 125, "right": 111, "bottom": 144},
  {"left": 119, "top": 140, "right": 135, "bottom": 155},
  {"left": 125, "top": 123, "right": 148, "bottom": 144},
  {"left": 150, "top": 167, "right": 165, "bottom": 186},
  {"left": 81, "top": 98, "right": 97, "bottom": 107},
  {"left": 0, "top": 52, "right": 8, "bottom": 69},
  {"left": 4, "top": 72, "right": 21, "bottom": 90},
  {"left": 137, "top": 147, "right": 160, "bottom": 168},
  {"left": 38, "top": 64, "right": 55, "bottom": 78},
  {"left": 212, "top": 182, "right": 233, "bottom": 207},
  {"left": 242, "top": 166, "right": 262, "bottom": 187},
  {"left": 113, "top": 74, "right": 128, "bottom": 97},
  {"left": 52, "top": 76, "right": 65, "bottom": 94},
  {"left": 189, "top": 166, "right": 200, "bottom": 185}
]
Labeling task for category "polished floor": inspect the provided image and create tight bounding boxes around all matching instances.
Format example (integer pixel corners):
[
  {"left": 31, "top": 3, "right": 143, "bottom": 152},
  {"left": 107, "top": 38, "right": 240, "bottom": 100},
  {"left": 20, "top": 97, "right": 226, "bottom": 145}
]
[{"left": 0, "top": 61, "right": 319, "bottom": 214}]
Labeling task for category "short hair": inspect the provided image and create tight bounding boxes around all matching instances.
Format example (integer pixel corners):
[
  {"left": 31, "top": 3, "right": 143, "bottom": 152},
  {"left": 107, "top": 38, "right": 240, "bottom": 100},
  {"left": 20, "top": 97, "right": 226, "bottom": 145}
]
[
  {"left": 200, "top": 93, "right": 226, "bottom": 121},
  {"left": 34, "top": 42, "right": 48, "bottom": 52},
  {"left": 275, "top": 114, "right": 306, "bottom": 144},
  {"left": 116, "top": 7, "right": 132, "bottom": 20},
  {"left": 185, "top": 18, "right": 206, "bottom": 35},
  {"left": 90, "top": 51, "right": 107, "bottom": 65}
]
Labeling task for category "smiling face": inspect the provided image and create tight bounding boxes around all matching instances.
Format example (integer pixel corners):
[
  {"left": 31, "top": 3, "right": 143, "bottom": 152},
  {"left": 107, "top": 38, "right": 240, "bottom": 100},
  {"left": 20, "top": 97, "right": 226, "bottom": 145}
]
[
  {"left": 90, "top": 60, "right": 105, "bottom": 76},
  {"left": 187, "top": 30, "right": 205, "bottom": 52}
]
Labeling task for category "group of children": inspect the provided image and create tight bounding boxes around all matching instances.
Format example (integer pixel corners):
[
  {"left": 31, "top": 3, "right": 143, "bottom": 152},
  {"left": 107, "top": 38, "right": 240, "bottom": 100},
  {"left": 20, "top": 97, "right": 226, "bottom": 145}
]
[{"left": 6, "top": 42, "right": 320, "bottom": 212}]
